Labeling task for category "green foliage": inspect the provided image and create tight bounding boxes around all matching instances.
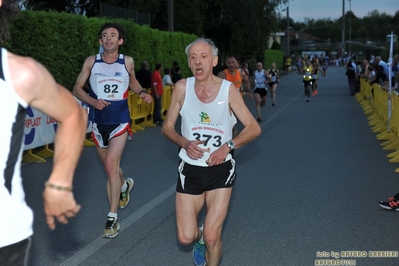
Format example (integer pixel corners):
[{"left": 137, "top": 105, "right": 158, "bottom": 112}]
[
  {"left": 264, "top": 50, "right": 284, "bottom": 70},
  {"left": 6, "top": 10, "right": 196, "bottom": 90},
  {"left": 271, "top": 41, "right": 281, "bottom": 50}
]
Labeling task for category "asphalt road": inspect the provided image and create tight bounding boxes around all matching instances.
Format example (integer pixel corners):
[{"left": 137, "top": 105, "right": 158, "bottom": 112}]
[{"left": 22, "top": 66, "right": 399, "bottom": 266}]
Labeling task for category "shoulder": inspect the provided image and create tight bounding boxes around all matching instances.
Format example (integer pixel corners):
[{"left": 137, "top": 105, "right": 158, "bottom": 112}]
[
  {"left": 217, "top": 70, "right": 226, "bottom": 78},
  {"left": 173, "top": 78, "right": 187, "bottom": 96},
  {"left": 82, "top": 55, "right": 96, "bottom": 71},
  {"left": 8, "top": 52, "right": 56, "bottom": 103},
  {"left": 123, "top": 55, "right": 135, "bottom": 71},
  {"left": 85, "top": 55, "right": 96, "bottom": 64},
  {"left": 124, "top": 55, "right": 134, "bottom": 64}
]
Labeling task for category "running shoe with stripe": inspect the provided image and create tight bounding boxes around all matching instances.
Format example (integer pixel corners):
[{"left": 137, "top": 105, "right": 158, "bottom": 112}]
[
  {"left": 119, "top": 178, "right": 134, "bottom": 209},
  {"left": 192, "top": 241, "right": 206, "bottom": 266},
  {"left": 192, "top": 225, "right": 206, "bottom": 266},
  {"left": 102, "top": 216, "right": 120, "bottom": 238},
  {"left": 379, "top": 193, "right": 399, "bottom": 211}
]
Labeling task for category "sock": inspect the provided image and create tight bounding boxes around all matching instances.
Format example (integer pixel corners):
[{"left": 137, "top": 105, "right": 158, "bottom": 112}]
[
  {"left": 121, "top": 180, "right": 127, "bottom": 192},
  {"left": 199, "top": 224, "right": 204, "bottom": 244},
  {"left": 108, "top": 212, "right": 117, "bottom": 219}
]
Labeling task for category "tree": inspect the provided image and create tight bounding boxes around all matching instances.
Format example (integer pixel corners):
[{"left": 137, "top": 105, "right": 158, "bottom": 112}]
[{"left": 202, "top": 0, "right": 287, "bottom": 63}]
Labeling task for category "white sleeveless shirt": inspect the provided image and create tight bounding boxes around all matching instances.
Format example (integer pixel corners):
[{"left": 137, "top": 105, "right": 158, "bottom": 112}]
[
  {"left": 254, "top": 70, "right": 267, "bottom": 89},
  {"left": 0, "top": 48, "right": 33, "bottom": 247},
  {"left": 179, "top": 77, "right": 237, "bottom": 167}
]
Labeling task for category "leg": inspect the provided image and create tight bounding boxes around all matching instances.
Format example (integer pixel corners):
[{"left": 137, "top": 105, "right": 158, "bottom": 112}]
[
  {"left": 254, "top": 92, "right": 261, "bottom": 121},
  {"left": 203, "top": 188, "right": 233, "bottom": 266},
  {"left": 175, "top": 192, "right": 205, "bottom": 245},
  {"left": 260, "top": 94, "right": 266, "bottom": 107},
  {"left": 311, "top": 80, "right": 316, "bottom": 96},
  {"left": 271, "top": 84, "right": 277, "bottom": 105},
  {"left": 96, "top": 132, "right": 128, "bottom": 213},
  {"left": 304, "top": 83, "right": 311, "bottom": 101},
  {"left": 262, "top": 89, "right": 267, "bottom": 107}
]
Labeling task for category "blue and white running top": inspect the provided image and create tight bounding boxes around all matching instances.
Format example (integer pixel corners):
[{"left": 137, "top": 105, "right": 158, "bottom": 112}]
[{"left": 89, "top": 54, "right": 130, "bottom": 125}]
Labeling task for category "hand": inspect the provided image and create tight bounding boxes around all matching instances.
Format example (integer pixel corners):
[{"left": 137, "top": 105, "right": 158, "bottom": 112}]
[
  {"left": 43, "top": 188, "right": 81, "bottom": 230},
  {"left": 141, "top": 93, "right": 153, "bottom": 104},
  {"left": 184, "top": 140, "right": 206, "bottom": 160},
  {"left": 206, "top": 145, "right": 229, "bottom": 167},
  {"left": 93, "top": 99, "right": 110, "bottom": 110},
  {"left": 247, "top": 92, "right": 253, "bottom": 100}
]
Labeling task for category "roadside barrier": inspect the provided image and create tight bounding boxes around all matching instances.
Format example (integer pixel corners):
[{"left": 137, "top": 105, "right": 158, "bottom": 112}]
[
  {"left": 161, "top": 85, "right": 173, "bottom": 121},
  {"left": 23, "top": 86, "right": 172, "bottom": 163},
  {"left": 358, "top": 77, "right": 399, "bottom": 172},
  {"left": 128, "top": 88, "right": 155, "bottom": 132}
]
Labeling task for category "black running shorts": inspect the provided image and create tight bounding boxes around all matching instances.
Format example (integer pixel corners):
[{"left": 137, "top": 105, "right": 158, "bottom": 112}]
[
  {"left": 254, "top": 88, "right": 267, "bottom": 97},
  {"left": 176, "top": 159, "right": 236, "bottom": 195},
  {"left": 303, "top": 80, "right": 312, "bottom": 86}
]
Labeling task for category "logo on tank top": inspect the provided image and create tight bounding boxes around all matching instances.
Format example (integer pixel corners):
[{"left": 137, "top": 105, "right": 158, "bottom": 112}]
[
  {"left": 199, "top": 112, "right": 211, "bottom": 123},
  {"left": 115, "top": 72, "right": 123, "bottom": 76}
]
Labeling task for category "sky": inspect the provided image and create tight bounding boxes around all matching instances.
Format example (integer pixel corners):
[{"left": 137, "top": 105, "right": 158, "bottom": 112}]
[{"left": 281, "top": 0, "right": 399, "bottom": 22}]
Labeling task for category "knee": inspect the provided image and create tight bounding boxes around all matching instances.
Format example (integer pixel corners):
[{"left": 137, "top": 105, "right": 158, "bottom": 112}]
[
  {"left": 103, "top": 161, "right": 118, "bottom": 177},
  {"left": 203, "top": 232, "right": 220, "bottom": 249},
  {"left": 177, "top": 229, "right": 197, "bottom": 246}
]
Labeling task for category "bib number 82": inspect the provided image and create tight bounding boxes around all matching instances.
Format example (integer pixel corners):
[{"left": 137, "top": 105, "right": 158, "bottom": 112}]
[{"left": 103, "top": 84, "right": 119, "bottom": 93}]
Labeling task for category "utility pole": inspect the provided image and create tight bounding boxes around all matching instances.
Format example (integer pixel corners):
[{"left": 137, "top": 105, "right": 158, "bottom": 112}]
[
  {"left": 287, "top": 5, "right": 290, "bottom": 58},
  {"left": 168, "top": 0, "right": 174, "bottom": 32},
  {"left": 348, "top": 0, "right": 351, "bottom": 55},
  {"left": 341, "top": 0, "right": 345, "bottom": 60}
]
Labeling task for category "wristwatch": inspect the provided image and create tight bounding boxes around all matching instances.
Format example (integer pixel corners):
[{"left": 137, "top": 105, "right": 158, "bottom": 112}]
[{"left": 226, "top": 140, "right": 236, "bottom": 150}]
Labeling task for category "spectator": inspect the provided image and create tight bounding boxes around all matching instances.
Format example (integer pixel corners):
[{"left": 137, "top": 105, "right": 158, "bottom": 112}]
[
  {"left": 162, "top": 67, "right": 174, "bottom": 87},
  {"left": 171, "top": 61, "right": 179, "bottom": 80},
  {"left": 345, "top": 61, "right": 357, "bottom": 95},
  {"left": 370, "top": 65, "right": 389, "bottom": 87},
  {"left": 374, "top": 56, "right": 390, "bottom": 78},
  {"left": 367, "top": 65, "right": 376, "bottom": 83},
  {"left": 172, "top": 66, "right": 182, "bottom": 83},
  {"left": 135, "top": 61, "right": 152, "bottom": 89},
  {"left": 151, "top": 62, "right": 164, "bottom": 125}
]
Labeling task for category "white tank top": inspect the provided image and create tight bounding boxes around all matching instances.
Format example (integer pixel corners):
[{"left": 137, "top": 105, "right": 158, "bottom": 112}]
[
  {"left": 179, "top": 77, "right": 237, "bottom": 167},
  {"left": 0, "top": 48, "right": 33, "bottom": 247},
  {"left": 254, "top": 70, "right": 267, "bottom": 88}
]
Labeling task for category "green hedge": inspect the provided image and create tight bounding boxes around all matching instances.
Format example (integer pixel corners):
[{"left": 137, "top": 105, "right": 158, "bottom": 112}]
[
  {"left": 5, "top": 10, "right": 197, "bottom": 90},
  {"left": 264, "top": 50, "right": 284, "bottom": 70}
]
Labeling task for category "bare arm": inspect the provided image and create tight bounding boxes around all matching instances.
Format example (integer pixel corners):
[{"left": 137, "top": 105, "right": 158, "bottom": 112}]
[
  {"left": 206, "top": 83, "right": 261, "bottom": 165},
  {"left": 73, "top": 56, "right": 110, "bottom": 110},
  {"left": 161, "top": 79, "right": 205, "bottom": 159},
  {"left": 264, "top": 70, "right": 271, "bottom": 79},
  {"left": 228, "top": 84, "right": 261, "bottom": 147},
  {"left": 9, "top": 53, "right": 87, "bottom": 230}
]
